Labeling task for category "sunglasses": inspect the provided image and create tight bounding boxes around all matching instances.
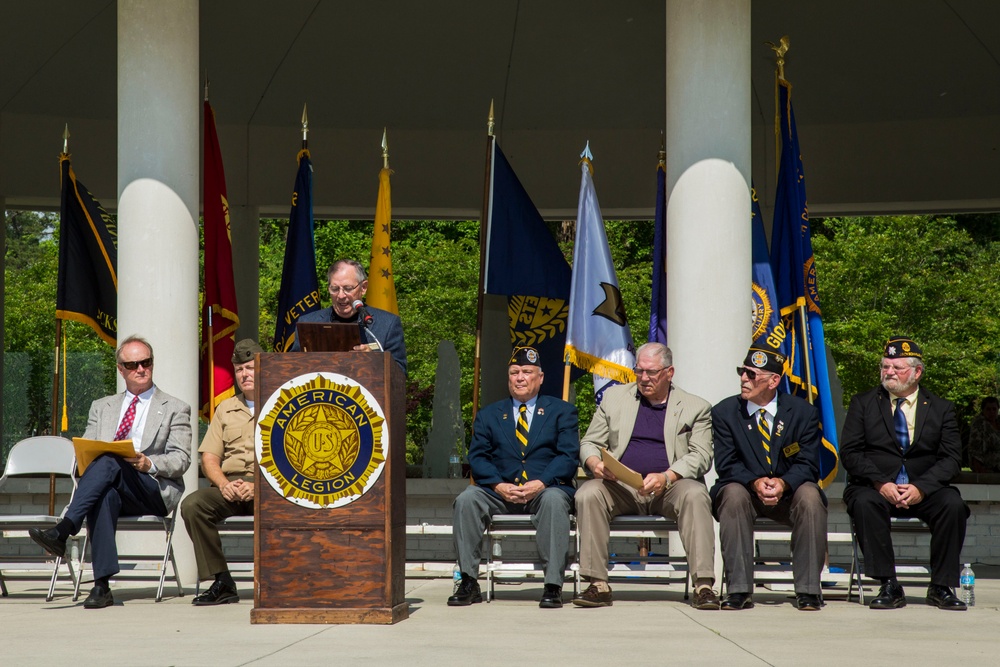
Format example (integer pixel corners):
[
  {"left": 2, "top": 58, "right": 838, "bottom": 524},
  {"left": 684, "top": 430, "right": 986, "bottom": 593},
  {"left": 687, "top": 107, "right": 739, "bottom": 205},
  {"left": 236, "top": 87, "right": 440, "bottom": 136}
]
[
  {"left": 119, "top": 358, "right": 153, "bottom": 371},
  {"left": 736, "top": 366, "right": 767, "bottom": 381}
]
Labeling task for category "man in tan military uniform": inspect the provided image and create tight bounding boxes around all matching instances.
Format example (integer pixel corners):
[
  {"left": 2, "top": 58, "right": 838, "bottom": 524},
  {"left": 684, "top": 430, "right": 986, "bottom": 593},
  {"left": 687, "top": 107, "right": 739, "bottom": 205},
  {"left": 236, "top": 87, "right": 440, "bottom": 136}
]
[{"left": 181, "top": 339, "right": 261, "bottom": 605}]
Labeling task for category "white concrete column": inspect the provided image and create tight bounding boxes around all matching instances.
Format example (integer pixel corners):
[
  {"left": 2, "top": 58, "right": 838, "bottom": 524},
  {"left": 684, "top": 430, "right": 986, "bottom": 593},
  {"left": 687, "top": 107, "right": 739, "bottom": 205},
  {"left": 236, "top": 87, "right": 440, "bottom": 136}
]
[
  {"left": 230, "top": 204, "right": 260, "bottom": 344},
  {"left": 117, "top": 0, "right": 199, "bottom": 586},
  {"left": 666, "top": 1, "right": 751, "bottom": 581},
  {"left": 665, "top": 0, "right": 751, "bottom": 405}
]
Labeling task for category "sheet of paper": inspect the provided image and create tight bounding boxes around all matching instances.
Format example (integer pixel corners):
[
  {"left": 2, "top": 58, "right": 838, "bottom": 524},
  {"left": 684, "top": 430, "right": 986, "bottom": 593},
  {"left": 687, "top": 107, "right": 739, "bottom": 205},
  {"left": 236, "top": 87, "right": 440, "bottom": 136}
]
[
  {"left": 600, "top": 450, "right": 645, "bottom": 491},
  {"left": 72, "top": 438, "right": 136, "bottom": 476}
]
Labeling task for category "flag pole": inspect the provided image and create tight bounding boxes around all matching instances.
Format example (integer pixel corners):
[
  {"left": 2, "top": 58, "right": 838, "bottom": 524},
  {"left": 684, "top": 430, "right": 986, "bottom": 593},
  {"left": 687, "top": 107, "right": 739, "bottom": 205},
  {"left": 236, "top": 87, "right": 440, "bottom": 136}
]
[
  {"left": 207, "top": 306, "right": 215, "bottom": 420},
  {"left": 471, "top": 100, "right": 495, "bottom": 421},
  {"left": 766, "top": 36, "right": 790, "bottom": 181}
]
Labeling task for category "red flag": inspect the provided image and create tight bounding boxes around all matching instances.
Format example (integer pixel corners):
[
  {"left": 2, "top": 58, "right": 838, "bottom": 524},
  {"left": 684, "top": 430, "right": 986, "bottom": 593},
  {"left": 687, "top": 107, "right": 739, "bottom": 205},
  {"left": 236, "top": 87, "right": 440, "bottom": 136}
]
[{"left": 200, "top": 99, "right": 240, "bottom": 420}]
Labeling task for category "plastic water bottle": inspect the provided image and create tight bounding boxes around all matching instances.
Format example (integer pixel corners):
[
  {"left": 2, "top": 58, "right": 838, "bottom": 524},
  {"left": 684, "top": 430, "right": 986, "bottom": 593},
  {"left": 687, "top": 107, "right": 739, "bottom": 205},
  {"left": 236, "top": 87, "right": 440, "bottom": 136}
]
[
  {"left": 448, "top": 445, "right": 462, "bottom": 479},
  {"left": 960, "top": 563, "right": 975, "bottom": 606},
  {"left": 452, "top": 563, "right": 462, "bottom": 593}
]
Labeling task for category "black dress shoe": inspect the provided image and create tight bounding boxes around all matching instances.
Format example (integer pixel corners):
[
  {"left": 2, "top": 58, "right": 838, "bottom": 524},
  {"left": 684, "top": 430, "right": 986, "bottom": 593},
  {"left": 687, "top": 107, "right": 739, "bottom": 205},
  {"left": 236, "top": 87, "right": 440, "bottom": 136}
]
[
  {"left": 926, "top": 584, "right": 967, "bottom": 610},
  {"left": 192, "top": 579, "right": 240, "bottom": 606},
  {"left": 28, "top": 527, "right": 67, "bottom": 559},
  {"left": 447, "top": 576, "right": 482, "bottom": 606},
  {"left": 83, "top": 586, "right": 114, "bottom": 609},
  {"left": 539, "top": 584, "right": 563, "bottom": 608},
  {"left": 869, "top": 581, "right": 906, "bottom": 609},
  {"left": 721, "top": 592, "right": 754, "bottom": 610},
  {"left": 795, "top": 593, "right": 822, "bottom": 611}
]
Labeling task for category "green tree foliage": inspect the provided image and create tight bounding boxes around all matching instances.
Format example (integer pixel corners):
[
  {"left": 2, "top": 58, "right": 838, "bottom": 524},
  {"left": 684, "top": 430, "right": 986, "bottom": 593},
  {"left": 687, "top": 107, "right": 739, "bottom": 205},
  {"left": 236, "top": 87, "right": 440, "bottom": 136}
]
[{"left": 812, "top": 215, "right": 1000, "bottom": 423}]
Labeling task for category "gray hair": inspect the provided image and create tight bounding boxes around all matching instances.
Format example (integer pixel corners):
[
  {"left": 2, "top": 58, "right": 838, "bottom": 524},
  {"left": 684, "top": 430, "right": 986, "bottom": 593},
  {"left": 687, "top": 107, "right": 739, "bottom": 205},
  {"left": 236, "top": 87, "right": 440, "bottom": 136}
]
[
  {"left": 327, "top": 259, "right": 367, "bottom": 283},
  {"left": 636, "top": 342, "right": 672, "bottom": 368},
  {"left": 116, "top": 334, "right": 153, "bottom": 364}
]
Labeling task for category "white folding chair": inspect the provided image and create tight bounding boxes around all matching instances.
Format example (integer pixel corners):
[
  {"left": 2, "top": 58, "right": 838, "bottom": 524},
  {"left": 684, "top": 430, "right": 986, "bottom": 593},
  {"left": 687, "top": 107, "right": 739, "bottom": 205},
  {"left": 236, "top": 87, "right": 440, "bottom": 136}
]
[
  {"left": 0, "top": 436, "right": 79, "bottom": 600},
  {"left": 73, "top": 508, "right": 184, "bottom": 602}
]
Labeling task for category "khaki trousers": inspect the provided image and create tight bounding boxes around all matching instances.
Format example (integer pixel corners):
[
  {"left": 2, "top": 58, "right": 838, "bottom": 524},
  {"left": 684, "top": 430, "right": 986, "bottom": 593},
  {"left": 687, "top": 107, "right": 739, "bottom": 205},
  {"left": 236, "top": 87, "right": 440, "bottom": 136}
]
[{"left": 575, "top": 477, "right": 716, "bottom": 583}]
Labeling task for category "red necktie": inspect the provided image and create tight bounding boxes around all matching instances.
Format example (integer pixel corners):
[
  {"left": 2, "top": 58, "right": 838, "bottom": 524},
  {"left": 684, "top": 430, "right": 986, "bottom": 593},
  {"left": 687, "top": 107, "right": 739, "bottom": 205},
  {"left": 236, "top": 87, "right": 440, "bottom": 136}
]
[{"left": 114, "top": 395, "right": 140, "bottom": 441}]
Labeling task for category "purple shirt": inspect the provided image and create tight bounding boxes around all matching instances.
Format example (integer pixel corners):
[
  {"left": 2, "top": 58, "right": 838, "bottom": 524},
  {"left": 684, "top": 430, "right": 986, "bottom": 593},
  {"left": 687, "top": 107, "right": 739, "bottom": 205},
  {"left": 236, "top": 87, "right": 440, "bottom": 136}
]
[{"left": 619, "top": 395, "right": 671, "bottom": 475}]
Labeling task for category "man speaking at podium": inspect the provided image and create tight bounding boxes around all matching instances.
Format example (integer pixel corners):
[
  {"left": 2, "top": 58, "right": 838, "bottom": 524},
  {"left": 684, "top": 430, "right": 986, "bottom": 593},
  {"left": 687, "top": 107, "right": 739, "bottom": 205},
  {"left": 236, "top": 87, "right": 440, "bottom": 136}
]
[{"left": 291, "top": 259, "right": 407, "bottom": 375}]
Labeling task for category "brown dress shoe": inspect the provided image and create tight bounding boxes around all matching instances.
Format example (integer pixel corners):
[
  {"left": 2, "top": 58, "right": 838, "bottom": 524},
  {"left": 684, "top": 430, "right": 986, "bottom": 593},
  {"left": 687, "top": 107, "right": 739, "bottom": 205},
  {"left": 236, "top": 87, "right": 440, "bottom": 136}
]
[
  {"left": 692, "top": 587, "right": 721, "bottom": 610},
  {"left": 571, "top": 583, "right": 613, "bottom": 607}
]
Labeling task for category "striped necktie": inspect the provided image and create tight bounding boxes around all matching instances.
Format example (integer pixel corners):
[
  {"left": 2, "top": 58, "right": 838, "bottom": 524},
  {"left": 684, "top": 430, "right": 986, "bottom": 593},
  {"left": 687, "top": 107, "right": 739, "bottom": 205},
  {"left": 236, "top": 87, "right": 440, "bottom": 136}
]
[
  {"left": 894, "top": 397, "right": 910, "bottom": 484},
  {"left": 758, "top": 408, "right": 771, "bottom": 467},
  {"left": 516, "top": 404, "right": 529, "bottom": 483}
]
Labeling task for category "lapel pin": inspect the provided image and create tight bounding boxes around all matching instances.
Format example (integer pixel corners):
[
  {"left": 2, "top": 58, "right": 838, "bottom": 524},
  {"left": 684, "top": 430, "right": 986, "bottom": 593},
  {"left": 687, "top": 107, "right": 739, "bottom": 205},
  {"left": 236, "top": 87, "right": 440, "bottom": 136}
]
[
  {"left": 537, "top": 408, "right": 544, "bottom": 416},
  {"left": 775, "top": 421, "right": 785, "bottom": 437}
]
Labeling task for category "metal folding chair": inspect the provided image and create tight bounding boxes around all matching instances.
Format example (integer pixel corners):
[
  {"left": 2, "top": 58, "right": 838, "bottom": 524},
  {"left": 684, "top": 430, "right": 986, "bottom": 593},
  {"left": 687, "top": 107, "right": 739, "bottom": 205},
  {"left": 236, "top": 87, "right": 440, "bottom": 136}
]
[
  {"left": 73, "top": 509, "right": 184, "bottom": 602},
  {"left": 0, "top": 436, "right": 79, "bottom": 600}
]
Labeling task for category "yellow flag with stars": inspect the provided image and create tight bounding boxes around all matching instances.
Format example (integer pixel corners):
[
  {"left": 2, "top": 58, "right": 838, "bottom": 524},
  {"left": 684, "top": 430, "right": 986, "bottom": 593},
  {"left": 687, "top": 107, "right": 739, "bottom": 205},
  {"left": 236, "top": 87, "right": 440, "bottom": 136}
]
[{"left": 367, "top": 167, "right": 398, "bottom": 314}]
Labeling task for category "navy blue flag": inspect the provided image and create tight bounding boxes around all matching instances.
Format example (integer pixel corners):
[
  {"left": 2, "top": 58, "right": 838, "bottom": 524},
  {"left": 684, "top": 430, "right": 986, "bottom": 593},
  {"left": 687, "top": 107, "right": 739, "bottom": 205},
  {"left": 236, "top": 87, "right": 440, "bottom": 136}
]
[
  {"left": 750, "top": 184, "right": 786, "bottom": 355},
  {"left": 769, "top": 79, "right": 839, "bottom": 487},
  {"left": 484, "top": 139, "right": 576, "bottom": 396},
  {"left": 57, "top": 154, "right": 117, "bottom": 346},
  {"left": 648, "top": 160, "right": 667, "bottom": 345},
  {"left": 273, "top": 149, "right": 321, "bottom": 352}
]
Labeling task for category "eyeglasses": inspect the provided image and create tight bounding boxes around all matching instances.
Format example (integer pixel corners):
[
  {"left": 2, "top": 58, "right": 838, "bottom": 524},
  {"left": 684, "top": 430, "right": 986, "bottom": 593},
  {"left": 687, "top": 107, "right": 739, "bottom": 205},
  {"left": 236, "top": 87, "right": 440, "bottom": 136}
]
[
  {"left": 119, "top": 358, "right": 153, "bottom": 371},
  {"left": 737, "top": 366, "right": 775, "bottom": 381},
  {"left": 633, "top": 367, "right": 668, "bottom": 379},
  {"left": 328, "top": 284, "right": 360, "bottom": 295}
]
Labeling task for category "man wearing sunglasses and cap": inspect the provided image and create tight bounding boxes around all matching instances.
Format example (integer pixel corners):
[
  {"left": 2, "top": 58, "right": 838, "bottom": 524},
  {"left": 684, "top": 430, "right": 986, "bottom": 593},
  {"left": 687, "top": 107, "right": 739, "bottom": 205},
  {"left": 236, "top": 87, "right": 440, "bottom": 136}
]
[
  {"left": 841, "top": 336, "right": 969, "bottom": 611},
  {"left": 711, "top": 346, "right": 827, "bottom": 612},
  {"left": 182, "top": 338, "right": 263, "bottom": 606},
  {"left": 29, "top": 334, "right": 192, "bottom": 608},
  {"left": 449, "top": 346, "right": 579, "bottom": 609}
]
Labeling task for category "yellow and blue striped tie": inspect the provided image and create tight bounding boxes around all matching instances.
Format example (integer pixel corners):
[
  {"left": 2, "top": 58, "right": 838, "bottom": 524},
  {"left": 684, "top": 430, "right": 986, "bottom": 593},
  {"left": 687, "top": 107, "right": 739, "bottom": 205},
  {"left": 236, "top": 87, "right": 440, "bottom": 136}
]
[
  {"left": 516, "top": 404, "right": 529, "bottom": 483},
  {"left": 758, "top": 408, "right": 771, "bottom": 467}
]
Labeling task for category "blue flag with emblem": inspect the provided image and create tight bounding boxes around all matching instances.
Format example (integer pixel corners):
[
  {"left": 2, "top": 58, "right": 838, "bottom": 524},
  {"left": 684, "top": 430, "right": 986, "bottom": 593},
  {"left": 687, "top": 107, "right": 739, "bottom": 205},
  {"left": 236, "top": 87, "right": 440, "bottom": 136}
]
[
  {"left": 273, "top": 148, "right": 321, "bottom": 352},
  {"left": 648, "top": 158, "right": 667, "bottom": 345},
  {"left": 565, "top": 144, "right": 636, "bottom": 402},
  {"left": 769, "top": 78, "right": 839, "bottom": 487},
  {"left": 751, "top": 183, "right": 787, "bottom": 356},
  {"left": 484, "top": 138, "right": 575, "bottom": 396}
]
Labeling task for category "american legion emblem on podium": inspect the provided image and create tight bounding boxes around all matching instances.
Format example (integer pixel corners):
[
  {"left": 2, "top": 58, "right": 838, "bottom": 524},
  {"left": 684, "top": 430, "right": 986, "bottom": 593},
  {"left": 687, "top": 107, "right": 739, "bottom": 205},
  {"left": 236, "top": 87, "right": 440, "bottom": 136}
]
[{"left": 256, "top": 373, "right": 387, "bottom": 509}]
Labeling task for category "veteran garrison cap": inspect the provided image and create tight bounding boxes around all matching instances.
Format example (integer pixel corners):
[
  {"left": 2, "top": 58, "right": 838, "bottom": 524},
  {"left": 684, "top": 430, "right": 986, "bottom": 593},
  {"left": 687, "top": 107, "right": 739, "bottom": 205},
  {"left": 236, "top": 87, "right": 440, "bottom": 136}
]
[
  {"left": 743, "top": 346, "right": 786, "bottom": 375},
  {"left": 884, "top": 336, "right": 922, "bottom": 360},
  {"left": 232, "top": 339, "right": 264, "bottom": 365},
  {"left": 509, "top": 346, "right": 541, "bottom": 367}
]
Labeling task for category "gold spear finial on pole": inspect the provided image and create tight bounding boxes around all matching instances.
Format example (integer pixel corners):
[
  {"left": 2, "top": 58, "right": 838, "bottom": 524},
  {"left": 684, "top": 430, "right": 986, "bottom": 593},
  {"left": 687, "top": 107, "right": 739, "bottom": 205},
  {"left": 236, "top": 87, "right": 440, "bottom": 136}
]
[
  {"left": 62, "top": 124, "right": 70, "bottom": 154},
  {"left": 204, "top": 71, "right": 209, "bottom": 102},
  {"left": 381, "top": 127, "right": 389, "bottom": 169},
  {"left": 658, "top": 130, "right": 665, "bottom": 166},
  {"left": 765, "top": 35, "right": 790, "bottom": 82},
  {"left": 301, "top": 103, "right": 309, "bottom": 145},
  {"left": 487, "top": 99, "right": 495, "bottom": 137}
]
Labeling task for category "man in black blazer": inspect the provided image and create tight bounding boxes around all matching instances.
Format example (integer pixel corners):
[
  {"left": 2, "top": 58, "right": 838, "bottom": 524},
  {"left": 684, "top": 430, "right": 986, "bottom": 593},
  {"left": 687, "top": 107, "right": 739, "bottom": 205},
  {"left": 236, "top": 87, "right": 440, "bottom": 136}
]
[
  {"left": 841, "top": 336, "right": 968, "bottom": 610},
  {"left": 711, "top": 347, "right": 827, "bottom": 611},
  {"left": 291, "top": 259, "right": 407, "bottom": 375},
  {"left": 448, "top": 347, "right": 579, "bottom": 609}
]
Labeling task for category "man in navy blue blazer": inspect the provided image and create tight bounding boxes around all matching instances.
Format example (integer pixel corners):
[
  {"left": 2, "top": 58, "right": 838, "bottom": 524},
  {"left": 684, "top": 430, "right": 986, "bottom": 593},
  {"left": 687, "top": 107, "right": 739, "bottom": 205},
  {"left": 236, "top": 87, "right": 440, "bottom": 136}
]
[
  {"left": 711, "top": 346, "right": 827, "bottom": 612},
  {"left": 449, "top": 347, "right": 579, "bottom": 609},
  {"left": 291, "top": 259, "right": 407, "bottom": 375}
]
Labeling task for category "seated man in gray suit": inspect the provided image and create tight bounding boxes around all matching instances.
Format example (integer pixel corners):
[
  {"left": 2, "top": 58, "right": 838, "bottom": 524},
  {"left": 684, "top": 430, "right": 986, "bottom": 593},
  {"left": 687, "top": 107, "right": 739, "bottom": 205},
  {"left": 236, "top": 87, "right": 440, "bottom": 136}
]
[
  {"left": 291, "top": 259, "right": 407, "bottom": 375},
  {"left": 30, "top": 335, "right": 192, "bottom": 609}
]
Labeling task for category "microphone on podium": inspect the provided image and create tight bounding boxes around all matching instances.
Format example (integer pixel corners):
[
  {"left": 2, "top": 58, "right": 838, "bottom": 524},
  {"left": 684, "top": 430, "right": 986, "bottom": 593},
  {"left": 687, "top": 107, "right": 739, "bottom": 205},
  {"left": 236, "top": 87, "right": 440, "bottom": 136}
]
[{"left": 352, "top": 299, "right": 374, "bottom": 327}]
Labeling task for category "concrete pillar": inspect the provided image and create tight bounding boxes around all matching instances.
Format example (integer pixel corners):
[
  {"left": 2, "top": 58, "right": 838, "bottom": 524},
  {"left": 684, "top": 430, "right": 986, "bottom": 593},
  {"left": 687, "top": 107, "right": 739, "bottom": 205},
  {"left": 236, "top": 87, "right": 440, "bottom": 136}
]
[
  {"left": 665, "top": 0, "right": 751, "bottom": 404},
  {"left": 117, "top": 0, "right": 199, "bottom": 586},
  {"left": 665, "top": 0, "right": 751, "bottom": 581},
  {"left": 229, "top": 204, "right": 260, "bottom": 344}
]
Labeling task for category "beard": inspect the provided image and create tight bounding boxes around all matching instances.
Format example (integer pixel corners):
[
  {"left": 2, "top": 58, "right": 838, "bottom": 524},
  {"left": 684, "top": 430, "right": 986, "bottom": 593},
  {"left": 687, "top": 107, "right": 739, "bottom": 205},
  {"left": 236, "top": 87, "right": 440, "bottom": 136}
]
[{"left": 882, "top": 374, "right": 919, "bottom": 396}]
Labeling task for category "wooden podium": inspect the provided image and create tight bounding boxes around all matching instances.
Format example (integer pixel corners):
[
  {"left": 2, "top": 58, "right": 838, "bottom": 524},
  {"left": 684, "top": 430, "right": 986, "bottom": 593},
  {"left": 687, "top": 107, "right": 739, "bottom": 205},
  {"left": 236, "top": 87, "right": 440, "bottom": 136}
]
[{"left": 251, "top": 351, "right": 407, "bottom": 624}]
